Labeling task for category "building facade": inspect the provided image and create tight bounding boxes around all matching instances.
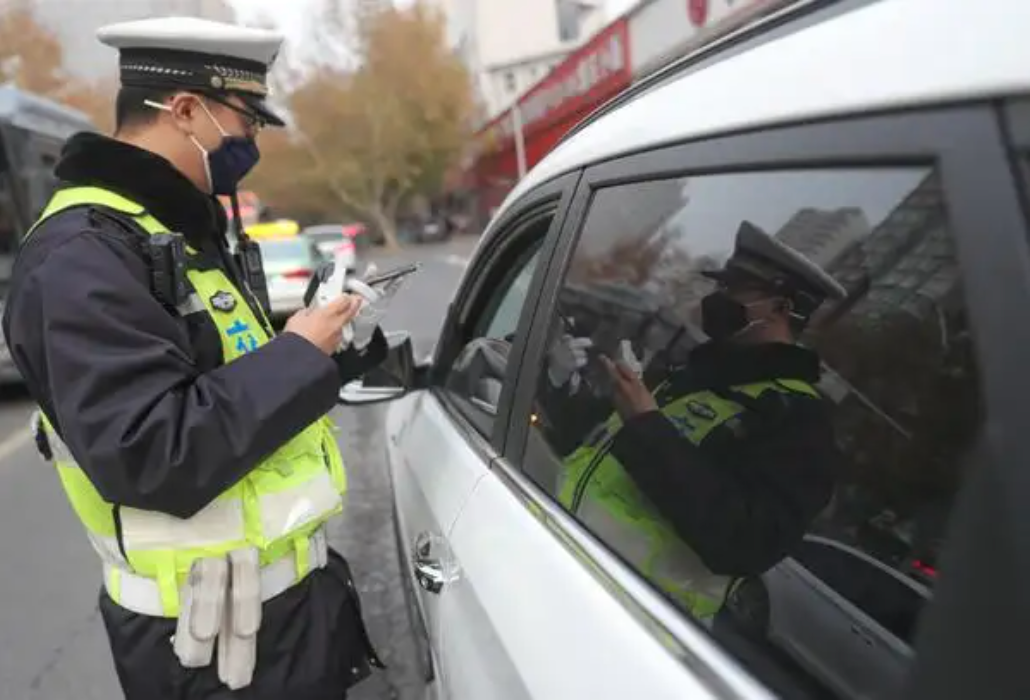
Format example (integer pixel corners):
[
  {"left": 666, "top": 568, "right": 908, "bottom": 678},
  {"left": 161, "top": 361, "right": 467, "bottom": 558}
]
[
  {"left": 442, "top": 0, "right": 607, "bottom": 120},
  {"left": 465, "top": 0, "right": 803, "bottom": 223}
]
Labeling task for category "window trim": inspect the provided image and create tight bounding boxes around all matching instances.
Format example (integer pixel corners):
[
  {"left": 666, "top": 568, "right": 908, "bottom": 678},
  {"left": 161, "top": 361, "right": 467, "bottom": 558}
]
[
  {"left": 1002, "top": 99, "right": 1030, "bottom": 149},
  {"left": 432, "top": 171, "right": 580, "bottom": 456},
  {"left": 497, "top": 103, "right": 1030, "bottom": 698}
]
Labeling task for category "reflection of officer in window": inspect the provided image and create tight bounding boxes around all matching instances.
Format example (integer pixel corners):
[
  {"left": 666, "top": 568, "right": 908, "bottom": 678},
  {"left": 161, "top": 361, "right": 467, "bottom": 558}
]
[{"left": 542, "top": 222, "right": 845, "bottom": 622}]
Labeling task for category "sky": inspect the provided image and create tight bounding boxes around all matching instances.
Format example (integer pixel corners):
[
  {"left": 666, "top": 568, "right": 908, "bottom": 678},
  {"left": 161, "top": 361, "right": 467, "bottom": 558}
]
[
  {"left": 227, "top": 0, "right": 641, "bottom": 77},
  {"left": 229, "top": 0, "right": 640, "bottom": 41}
]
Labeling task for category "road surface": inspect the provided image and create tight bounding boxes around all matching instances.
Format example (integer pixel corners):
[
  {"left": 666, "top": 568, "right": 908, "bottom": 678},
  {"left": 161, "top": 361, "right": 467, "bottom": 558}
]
[{"left": 0, "top": 235, "right": 476, "bottom": 700}]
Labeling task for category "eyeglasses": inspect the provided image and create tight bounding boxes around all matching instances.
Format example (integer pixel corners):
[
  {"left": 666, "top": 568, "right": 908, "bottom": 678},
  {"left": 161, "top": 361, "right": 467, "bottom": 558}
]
[{"left": 202, "top": 94, "right": 267, "bottom": 134}]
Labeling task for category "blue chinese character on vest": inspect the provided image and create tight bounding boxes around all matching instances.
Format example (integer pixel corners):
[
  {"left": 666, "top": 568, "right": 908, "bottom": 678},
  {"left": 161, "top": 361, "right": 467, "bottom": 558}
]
[
  {"left": 667, "top": 413, "right": 696, "bottom": 437},
  {"left": 226, "top": 319, "right": 259, "bottom": 355}
]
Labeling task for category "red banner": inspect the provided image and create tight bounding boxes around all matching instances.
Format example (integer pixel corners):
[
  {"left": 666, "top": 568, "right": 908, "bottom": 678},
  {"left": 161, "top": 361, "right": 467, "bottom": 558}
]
[{"left": 477, "top": 18, "right": 631, "bottom": 158}]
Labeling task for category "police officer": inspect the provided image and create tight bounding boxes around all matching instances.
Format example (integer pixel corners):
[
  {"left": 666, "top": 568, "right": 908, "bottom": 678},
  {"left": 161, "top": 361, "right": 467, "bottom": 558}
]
[
  {"left": 541, "top": 221, "right": 845, "bottom": 621},
  {"left": 2, "top": 17, "right": 388, "bottom": 700}
]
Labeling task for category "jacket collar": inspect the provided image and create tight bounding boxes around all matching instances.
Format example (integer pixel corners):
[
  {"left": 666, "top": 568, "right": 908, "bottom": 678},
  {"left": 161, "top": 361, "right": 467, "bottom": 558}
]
[
  {"left": 679, "top": 341, "right": 823, "bottom": 390},
  {"left": 54, "top": 132, "right": 228, "bottom": 251}
]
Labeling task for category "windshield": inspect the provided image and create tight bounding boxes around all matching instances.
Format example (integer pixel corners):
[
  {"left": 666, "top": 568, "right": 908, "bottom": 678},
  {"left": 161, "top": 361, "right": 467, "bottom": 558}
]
[
  {"left": 305, "top": 229, "right": 342, "bottom": 243},
  {"left": 259, "top": 238, "right": 315, "bottom": 262}
]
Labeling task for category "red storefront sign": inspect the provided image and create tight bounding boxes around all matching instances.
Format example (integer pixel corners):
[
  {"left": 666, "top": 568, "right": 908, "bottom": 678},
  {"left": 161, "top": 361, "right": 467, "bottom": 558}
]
[
  {"left": 472, "top": 18, "right": 632, "bottom": 207},
  {"left": 688, "top": 0, "right": 709, "bottom": 27}
]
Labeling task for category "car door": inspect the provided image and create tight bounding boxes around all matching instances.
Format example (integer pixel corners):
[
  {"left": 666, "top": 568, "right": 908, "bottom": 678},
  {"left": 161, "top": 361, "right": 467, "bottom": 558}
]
[
  {"left": 767, "top": 537, "right": 925, "bottom": 699},
  {"left": 486, "top": 105, "right": 1028, "bottom": 700},
  {"left": 440, "top": 176, "right": 771, "bottom": 700},
  {"left": 385, "top": 174, "right": 578, "bottom": 699}
]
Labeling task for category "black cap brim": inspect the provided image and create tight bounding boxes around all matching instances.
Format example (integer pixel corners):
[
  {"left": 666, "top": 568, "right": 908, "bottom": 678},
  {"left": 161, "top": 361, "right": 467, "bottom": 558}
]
[
  {"left": 701, "top": 266, "right": 781, "bottom": 291},
  {"left": 237, "top": 92, "right": 286, "bottom": 128}
]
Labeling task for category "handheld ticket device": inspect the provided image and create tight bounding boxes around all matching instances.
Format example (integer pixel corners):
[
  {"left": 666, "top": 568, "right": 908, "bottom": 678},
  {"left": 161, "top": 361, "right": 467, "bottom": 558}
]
[{"left": 305, "top": 252, "right": 420, "bottom": 352}]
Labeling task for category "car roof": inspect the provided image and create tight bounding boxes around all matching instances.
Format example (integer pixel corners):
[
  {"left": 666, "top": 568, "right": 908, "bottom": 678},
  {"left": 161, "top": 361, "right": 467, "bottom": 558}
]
[
  {"left": 0, "top": 85, "right": 94, "bottom": 139},
  {"left": 496, "top": 0, "right": 1030, "bottom": 220}
]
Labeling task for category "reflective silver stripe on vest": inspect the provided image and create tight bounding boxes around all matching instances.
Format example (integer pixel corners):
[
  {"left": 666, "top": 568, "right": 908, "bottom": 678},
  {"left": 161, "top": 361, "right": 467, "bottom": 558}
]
[
  {"left": 87, "top": 531, "right": 130, "bottom": 568},
  {"left": 30, "top": 410, "right": 74, "bottom": 462},
  {"left": 177, "top": 292, "right": 207, "bottom": 317},
  {"left": 105, "top": 526, "right": 330, "bottom": 618}
]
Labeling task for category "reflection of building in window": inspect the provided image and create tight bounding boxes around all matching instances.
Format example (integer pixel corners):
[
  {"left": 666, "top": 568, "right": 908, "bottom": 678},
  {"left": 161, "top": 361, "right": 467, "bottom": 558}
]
[
  {"left": 774, "top": 207, "right": 870, "bottom": 268},
  {"left": 811, "top": 171, "right": 977, "bottom": 577},
  {"left": 825, "top": 173, "right": 953, "bottom": 323}
]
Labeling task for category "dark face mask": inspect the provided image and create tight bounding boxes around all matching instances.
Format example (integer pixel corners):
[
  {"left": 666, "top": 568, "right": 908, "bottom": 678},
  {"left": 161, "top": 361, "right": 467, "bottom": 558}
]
[
  {"left": 206, "top": 136, "right": 261, "bottom": 196},
  {"left": 193, "top": 102, "right": 261, "bottom": 195},
  {"left": 701, "top": 290, "right": 770, "bottom": 342}
]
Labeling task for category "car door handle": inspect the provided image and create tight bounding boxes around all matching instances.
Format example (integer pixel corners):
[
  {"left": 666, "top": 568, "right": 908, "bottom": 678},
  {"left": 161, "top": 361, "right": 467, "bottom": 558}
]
[{"left": 412, "top": 531, "right": 447, "bottom": 595}]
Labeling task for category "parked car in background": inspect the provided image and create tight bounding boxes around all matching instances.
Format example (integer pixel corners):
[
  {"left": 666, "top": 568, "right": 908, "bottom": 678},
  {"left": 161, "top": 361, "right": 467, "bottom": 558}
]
[
  {"left": 247, "top": 219, "right": 300, "bottom": 240},
  {"left": 0, "top": 86, "right": 95, "bottom": 385},
  {"left": 258, "top": 236, "right": 323, "bottom": 321},
  {"left": 219, "top": 190, "right": 262, "bottom": 228},
  {"left": 416, "top": 215, "right": 452, "bottom": 244},
  {"left": 301, "top": 223, "right": 367, "bottom": 273}
]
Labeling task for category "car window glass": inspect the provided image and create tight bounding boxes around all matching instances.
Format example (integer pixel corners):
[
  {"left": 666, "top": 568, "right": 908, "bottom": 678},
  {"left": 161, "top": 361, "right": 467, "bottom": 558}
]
[
  {"left": 522, "top": 166, "right": 980, "bottom": 700},
  {"left": 483, "top": 252, "right": 540, "bottom": 339},
  {"left": 444, "top": 223, "right": 547, "bottom": 435},
  {"left": 0, "top": 169, "right": 19, "bottom": 289},
  {"left": 259, "top": 239, "right": 314, "bottom": 261}
]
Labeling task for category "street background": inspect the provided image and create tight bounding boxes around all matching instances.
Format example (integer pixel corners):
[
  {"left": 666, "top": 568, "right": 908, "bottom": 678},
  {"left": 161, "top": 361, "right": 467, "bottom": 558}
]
[{"left": 0, "top": 235, "right": 476, "bottom": 700}]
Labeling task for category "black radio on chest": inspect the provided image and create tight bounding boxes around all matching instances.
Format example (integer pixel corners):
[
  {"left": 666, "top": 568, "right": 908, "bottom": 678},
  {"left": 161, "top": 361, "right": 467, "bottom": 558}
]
[{"left": 235, "top": 236, "right": 271, "bottom": 316}]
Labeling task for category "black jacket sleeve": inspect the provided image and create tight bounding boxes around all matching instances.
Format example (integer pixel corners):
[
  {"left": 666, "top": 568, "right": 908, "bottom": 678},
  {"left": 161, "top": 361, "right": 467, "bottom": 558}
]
[
  {"left": 5, "top": 227, "right": 342, "bottom": 519},
  {"left": 332, "top": 327, "right": 388, "bottom": 385},
  {"left": 608, "top": 394, "right": 839, "bottom": 577}
]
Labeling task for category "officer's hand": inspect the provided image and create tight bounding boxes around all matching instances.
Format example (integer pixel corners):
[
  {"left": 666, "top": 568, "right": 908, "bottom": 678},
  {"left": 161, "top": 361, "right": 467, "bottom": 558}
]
[
  {"left": 603, "top": 355, "right": 657, "bottom": 418},
  {"left": 547, "top": 334, "right": 593, "bottom": 389},
  {"left": 284, "top": 294, "right": 364, "bottom": 355}
]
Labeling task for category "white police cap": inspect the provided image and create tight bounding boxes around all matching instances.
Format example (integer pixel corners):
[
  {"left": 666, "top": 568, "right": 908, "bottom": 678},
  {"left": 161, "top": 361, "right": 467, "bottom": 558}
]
[
  {"left": 97, "top": 17, "right": 285, "bottom": 126},
  {"left": 704, "top": 221, "right": 848, "bottom": 301}
]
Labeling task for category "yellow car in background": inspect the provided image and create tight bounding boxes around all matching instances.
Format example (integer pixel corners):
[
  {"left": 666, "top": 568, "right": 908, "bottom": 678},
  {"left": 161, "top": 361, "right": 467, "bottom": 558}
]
[{"left": 247, "top": 219, "right": 300, "bottom": 239}]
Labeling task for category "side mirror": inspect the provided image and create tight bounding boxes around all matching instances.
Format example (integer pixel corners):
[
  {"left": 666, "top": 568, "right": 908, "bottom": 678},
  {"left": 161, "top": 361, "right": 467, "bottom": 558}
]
[
  {"left": 338, "top": 381, "right": 407, "bottom": 406},
  {"left": 338, "top": 330, "right": 425, "bottom": 406}
]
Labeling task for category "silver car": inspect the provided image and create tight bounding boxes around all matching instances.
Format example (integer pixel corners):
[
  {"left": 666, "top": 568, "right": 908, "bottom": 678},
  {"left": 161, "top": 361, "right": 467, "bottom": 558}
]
[
  {"left": 340, "top": 1, "right": 1030, "bottom": 698},
  {"left": 300, "top": 224, "right": 362, "bottom": 273},
  {"left": 258, "top": 237, "right": 323, "bottom": 320}
]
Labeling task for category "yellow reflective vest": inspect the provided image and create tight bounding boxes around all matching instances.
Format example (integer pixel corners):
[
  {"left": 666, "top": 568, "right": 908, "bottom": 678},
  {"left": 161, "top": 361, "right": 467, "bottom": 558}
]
[
  {"left": 560, "top": 378, "right": 819, "bottom": 621},
  {"left": 28, "top": 186, "right": 347, "bottom": 617}
]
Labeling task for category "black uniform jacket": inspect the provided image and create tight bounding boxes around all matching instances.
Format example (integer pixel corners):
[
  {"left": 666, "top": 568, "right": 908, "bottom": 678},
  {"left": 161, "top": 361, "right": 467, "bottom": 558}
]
[
  {"left": 2, "top": 133, "right": 385, "bottom": 699},
  {"left": 541, "top": 341, "right": 840, "bottom": 579}
]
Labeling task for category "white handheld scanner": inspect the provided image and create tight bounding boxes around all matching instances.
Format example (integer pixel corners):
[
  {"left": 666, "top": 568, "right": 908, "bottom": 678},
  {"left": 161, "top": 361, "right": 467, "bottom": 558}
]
[{"left": 305, "top": 253, "right": 419, "bottom": 350}]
